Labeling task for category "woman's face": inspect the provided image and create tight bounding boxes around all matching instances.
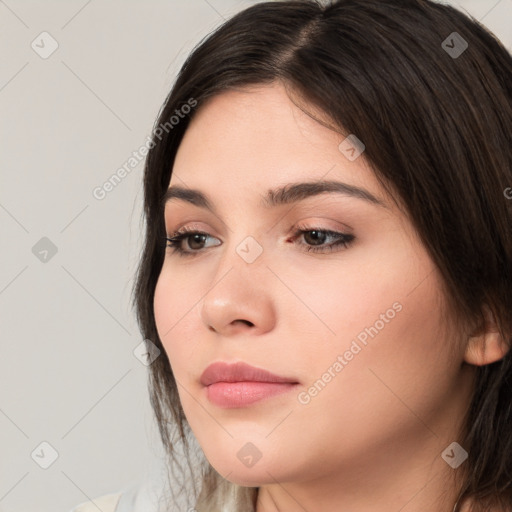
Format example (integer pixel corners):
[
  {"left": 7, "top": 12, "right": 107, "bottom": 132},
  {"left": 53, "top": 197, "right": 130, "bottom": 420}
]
[{"left": 153, "top": 83, "right": 474, "bottom": 498}]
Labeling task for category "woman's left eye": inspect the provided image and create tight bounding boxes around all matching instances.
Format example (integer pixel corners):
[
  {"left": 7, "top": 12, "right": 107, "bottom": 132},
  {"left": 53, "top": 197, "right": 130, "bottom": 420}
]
[
  {"left": 164, "top": 226, "right": 355, "bottom": 257},
  {"left": 292, "top": 227, "right": 355, "bottom": 254}
]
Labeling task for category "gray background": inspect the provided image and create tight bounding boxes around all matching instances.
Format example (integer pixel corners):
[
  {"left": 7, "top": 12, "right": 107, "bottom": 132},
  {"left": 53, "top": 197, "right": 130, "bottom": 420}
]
[{"left": 0, "top": 1, "right": 510, "bottom": 511}]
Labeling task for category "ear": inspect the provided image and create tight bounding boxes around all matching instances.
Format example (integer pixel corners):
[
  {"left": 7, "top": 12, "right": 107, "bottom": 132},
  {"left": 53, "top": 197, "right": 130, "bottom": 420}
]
[{"left": 464, "top": 304, "right": 509, "bottom": 366}]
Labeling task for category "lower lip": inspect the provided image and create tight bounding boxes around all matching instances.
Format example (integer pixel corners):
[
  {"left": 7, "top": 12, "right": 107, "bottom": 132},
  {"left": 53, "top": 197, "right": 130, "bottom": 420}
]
[{"left": 205, "top": 381, "right": 297, "bottom": 408}]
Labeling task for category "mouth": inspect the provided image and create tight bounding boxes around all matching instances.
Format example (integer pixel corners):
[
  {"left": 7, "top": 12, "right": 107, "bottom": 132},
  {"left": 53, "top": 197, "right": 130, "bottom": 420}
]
[{"left": 200, "top": 361, "right": 299, "bottom": 408}]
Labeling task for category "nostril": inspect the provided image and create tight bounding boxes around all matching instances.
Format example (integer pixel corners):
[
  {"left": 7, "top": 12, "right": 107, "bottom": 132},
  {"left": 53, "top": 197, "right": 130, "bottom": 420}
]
[{"left": 235, "top": 319, "right": 254, "bottom": 327}]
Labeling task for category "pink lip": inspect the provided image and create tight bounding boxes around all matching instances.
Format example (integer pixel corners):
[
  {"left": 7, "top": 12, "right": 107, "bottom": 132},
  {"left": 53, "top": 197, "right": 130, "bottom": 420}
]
[{"left": 200, "top": 362, "right": 299, "bottom": 408}]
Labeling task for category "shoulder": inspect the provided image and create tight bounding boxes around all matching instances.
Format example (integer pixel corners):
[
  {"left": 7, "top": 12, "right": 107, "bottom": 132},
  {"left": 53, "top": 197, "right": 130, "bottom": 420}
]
[{"left": 69, "top": 492, "right": 122, "bottom": 512}]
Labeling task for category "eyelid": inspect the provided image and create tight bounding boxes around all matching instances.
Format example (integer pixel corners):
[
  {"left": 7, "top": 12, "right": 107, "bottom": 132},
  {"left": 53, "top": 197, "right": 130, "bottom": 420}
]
[
  {"left": 167, "top": 221, "right": 216, "bottom": 236},
  {"left": 288, "top": 217, "right": 354, "bottom": 236},
  {"left": 166, "top": 217, "right": 353, "bottom": 241}
]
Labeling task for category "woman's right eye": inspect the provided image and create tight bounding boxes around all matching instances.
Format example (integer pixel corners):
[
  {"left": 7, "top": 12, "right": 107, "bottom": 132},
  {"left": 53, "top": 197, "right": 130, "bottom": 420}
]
[{"left": 165, "top": 229, "right": 221, "bottom": 257}]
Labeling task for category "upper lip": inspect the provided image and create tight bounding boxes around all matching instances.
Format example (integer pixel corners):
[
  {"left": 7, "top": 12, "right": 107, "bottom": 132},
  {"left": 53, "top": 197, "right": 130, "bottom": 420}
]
[{"left": 200, "top": 361, "right": 298, "bottom": 386}]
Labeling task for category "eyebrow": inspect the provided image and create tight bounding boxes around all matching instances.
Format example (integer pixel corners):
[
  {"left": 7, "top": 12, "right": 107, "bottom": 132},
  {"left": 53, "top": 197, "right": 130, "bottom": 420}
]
[{"left": 161, "top": 180, "right": 388, "bottom": 213}]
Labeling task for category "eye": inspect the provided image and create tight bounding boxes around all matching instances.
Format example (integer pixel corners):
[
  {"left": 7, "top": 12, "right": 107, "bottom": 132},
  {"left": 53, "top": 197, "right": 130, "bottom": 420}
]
[
  {"left": 290, "top": 225, "right": 355, "bottom": 254},
  {"left": 165, "top": 227, "right": 221, "bottom": 256}
]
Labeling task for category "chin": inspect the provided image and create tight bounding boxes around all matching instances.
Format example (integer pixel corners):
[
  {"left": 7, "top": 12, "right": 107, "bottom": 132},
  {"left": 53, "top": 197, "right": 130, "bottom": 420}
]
[
  {"left": 215, "top": 468, "right": 274, "bottom": 487},
  {"left": 205, "top": 454, "right": 283, "bottom": 487}
]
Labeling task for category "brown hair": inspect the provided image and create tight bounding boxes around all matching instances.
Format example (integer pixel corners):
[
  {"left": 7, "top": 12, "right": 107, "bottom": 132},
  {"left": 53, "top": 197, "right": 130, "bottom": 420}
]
[{"left": 132, "top": 1, "right": 512, "bottom": 510}]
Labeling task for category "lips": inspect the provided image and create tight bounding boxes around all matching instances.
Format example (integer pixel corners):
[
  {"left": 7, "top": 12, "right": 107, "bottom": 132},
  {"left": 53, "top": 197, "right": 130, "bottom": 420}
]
[
  {"left": 200, "top": 361, "right": 296, "bottom": 386},
  {"left": 200, "top": 361, "right": 299, "bottom": 408}
]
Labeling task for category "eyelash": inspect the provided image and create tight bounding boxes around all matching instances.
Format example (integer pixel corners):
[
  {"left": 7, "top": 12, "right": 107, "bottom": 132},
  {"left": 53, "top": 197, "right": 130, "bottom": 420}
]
[{"left": 164, "top": 224, "right": 355, "bottom": 257}]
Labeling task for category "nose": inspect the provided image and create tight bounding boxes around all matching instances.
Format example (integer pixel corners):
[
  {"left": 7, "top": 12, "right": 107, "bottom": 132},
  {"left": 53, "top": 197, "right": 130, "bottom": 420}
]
[{"left": 200, "top": 240, "right": 276, "bottom": 337}]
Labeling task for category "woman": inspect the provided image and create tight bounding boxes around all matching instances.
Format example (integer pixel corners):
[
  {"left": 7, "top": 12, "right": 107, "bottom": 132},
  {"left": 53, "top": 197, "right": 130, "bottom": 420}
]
[{"left": 71, "top": 0, "right": 512, "bottom": 510}]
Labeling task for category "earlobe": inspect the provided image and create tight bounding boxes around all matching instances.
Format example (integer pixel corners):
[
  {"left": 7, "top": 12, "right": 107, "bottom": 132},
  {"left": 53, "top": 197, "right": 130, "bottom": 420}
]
[
  {"left": 464, "top": 331, "right": 509, "bottom": 366},
  {"left": 464, "top": 305, "right": 509, "bottom": 366}
]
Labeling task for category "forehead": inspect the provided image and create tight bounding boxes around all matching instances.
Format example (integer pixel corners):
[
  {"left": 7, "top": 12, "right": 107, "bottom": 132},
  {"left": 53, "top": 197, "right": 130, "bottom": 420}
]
[{"left": 172, "top": 83, "right": 380, "bottom": 195}]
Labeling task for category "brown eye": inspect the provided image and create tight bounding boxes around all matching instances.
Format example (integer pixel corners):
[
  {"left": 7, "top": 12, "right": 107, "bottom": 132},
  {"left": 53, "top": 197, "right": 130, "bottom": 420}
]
[
  {"left": 165, "top": 230, "right": 221, "bottom": 256},
  {"left": 303, "top": 230, "right": 328, "bottom": 246},
  {"left": 292, "top": 227, "right": 355, "bottom": 254}
]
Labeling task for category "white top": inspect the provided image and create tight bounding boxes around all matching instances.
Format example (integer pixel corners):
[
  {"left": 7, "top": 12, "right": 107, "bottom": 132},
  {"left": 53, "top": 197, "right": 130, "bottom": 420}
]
[
  {"left": 69, "top": 492, "right": 122, "bottom": 512},
  {"left": 68, "top": 448, "right": 207, "bottom": 511},
  {"left": 67, "top": 459, "right": 177, "bottom": 512},
  {"left": 68, "top": 482, "right": 163, "bottom": 512}
]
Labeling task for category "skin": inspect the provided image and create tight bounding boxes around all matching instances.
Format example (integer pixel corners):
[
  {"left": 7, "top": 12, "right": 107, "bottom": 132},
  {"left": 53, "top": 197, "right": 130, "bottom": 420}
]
[{"left": 153, "top": 82, "right": 507, "bottom": 512}]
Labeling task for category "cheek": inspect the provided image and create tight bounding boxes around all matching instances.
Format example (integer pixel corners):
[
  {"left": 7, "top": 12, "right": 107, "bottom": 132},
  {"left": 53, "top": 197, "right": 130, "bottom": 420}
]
[
  {"left": 268, "top": 247, "right": 415, "bottom": 351},
  {"left": 293, "top": 268, "right": 454, "bottom": 439},
  {"left": 153, "top": 269, "right": 204, "bottom": 377}
]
